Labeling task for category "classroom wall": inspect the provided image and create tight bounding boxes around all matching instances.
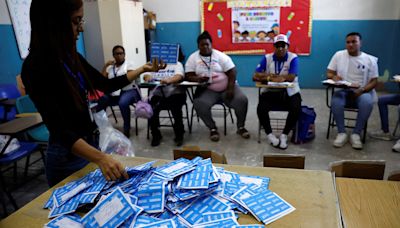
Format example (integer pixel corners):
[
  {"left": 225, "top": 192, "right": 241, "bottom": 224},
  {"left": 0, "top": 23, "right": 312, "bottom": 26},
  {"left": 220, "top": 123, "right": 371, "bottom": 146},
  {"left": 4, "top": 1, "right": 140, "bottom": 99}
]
[
  {"left": 0, "top": 0, "right": 86, "bottom": 85},
  {"left": 143, "top": 0, "right": 400, "bottom": 88}
]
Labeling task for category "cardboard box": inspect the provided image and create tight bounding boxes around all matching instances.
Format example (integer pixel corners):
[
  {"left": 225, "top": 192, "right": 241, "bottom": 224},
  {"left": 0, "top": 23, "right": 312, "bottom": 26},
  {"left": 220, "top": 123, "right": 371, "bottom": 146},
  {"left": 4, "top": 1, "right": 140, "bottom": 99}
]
[
  {"left": 173, "top": 146, "right": 227, "bottom": 164},
  {"left": 144, "top": 11, "right": 156, "bottom": 30}
]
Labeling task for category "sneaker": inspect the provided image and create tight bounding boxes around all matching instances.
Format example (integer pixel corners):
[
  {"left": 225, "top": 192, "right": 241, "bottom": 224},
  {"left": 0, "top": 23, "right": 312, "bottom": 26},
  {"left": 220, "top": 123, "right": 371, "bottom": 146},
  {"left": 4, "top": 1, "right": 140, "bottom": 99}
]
[
  {"left": 392, "top": 139, "right": 400, "bottom": 153},
  {"left": 279, "top": 134, "right": 288, "bottom": 149},
  {"left": 237, "top": 127, "right": 250, "bottom": 139},
  {"left": 350, "top": 133, "right": 363, "bottom": 150},
  {"left": 210, "top": 129, "right": 220, "bottom": 142},
  {"left": 333, "top": 133, "right": 348, "bottom": 148},
  {"left": 267, "top": 133, "right": 279, "bottom": 147},
  {"left": 369, "top": 130, "right": 393, "bottom": 141},
  {"left": 151, "top": 130, "right": 162, "bottom": 147}
]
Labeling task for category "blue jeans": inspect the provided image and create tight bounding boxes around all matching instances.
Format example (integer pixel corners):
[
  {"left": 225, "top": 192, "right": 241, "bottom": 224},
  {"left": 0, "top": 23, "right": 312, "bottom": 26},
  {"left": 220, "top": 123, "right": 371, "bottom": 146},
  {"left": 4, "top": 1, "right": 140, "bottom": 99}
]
[
  {"left": 45, "top": 135, "right": 99, "bottom": 187},
  {"left": 97, "top": 89, "right": 140, "bottom": 131},
  {"left": 378, "top": 94, "right": 400, "bottom": 132},
  {"left": 331, "top": 89, "right": 374, "bottom": 135}
]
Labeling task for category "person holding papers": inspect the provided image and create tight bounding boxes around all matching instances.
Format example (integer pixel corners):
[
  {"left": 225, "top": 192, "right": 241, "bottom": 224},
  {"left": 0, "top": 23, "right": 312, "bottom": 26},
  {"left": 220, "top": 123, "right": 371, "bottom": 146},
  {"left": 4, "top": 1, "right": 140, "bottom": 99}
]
[
  {"left": 326, "top": 32, "right": 378, "bottom": 149},
  {"left": 253, "top": 34, "right": 301, "bottom": 149},
  {"left": 21, "top": 0, "right": 165, "bottom": 186},
  {"left": 98, "top": 45, "right": 141, "bottom": 138},
  {"left": 143, "top": 48, "right": 187, "bottom": 147},
  {"left": 185, "top": 31, "right": 250, "bottom": 142}
]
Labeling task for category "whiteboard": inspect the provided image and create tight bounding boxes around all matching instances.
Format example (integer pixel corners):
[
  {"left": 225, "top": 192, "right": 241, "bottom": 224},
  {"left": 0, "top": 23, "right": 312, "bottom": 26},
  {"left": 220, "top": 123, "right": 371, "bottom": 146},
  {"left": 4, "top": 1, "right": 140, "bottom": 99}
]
[{"left": 6, "top": 0, "right": 32, "bottom": 59}]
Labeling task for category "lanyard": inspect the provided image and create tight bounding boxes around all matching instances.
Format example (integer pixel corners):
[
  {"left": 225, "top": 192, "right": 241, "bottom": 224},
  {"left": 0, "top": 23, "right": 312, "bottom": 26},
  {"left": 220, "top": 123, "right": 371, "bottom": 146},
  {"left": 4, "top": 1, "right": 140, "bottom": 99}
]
[
  {"left": 200, "top": 53, "right": 212, "bottom": 71},
  {"left": 112, "top": 65, "right": 119, "bottom": 77},
  {"left": 274, "top": 60, "right": 285, "bottom": 75},
  {"left": 63, "top": 62, "right": 86, "bottom": 92}
]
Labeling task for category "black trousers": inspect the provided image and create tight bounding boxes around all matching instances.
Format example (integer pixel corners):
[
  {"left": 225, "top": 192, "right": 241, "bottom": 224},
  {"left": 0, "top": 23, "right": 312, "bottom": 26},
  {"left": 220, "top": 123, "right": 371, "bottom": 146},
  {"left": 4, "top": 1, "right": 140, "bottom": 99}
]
[
  {"left": 149, "top": 93, "right": 186, "bottom": 137},
  {"left": 257, "top": 90, "right": 302, "bottom": 135}
]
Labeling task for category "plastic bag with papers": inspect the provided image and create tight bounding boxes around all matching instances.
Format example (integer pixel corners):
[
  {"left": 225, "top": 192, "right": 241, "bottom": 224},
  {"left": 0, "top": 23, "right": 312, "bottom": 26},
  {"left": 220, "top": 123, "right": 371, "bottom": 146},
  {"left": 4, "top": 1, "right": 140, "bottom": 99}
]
[{"left": 93, "top": 110, "right": 135, "bottom": 157}]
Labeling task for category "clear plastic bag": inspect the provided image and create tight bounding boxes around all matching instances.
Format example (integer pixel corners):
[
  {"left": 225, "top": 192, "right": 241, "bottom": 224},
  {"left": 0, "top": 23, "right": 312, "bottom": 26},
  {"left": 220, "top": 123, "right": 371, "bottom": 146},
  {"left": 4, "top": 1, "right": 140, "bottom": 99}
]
[
  {"left": 93, "top": 110, "right": 135, "bottom": 157},
  {"left": 0, "top": 135, "right": 20, "bottom": 155}
]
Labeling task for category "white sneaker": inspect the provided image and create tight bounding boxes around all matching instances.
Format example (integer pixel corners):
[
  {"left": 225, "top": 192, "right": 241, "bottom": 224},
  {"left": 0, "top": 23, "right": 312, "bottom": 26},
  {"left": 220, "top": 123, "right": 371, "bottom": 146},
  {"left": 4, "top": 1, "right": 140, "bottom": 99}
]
[
  {"left": 350, "top": 133, "right": 363, "bottom": 149},
  {"left": 369, "top": 129, "right": 393, "bottom": 141},
  {"left": 333, "top": 133, "right": 348, "bottom": 148},
  {"left": 392, "top": 139, "right": 400, "bottom": 153},
  {"left": 279, "top": 134, "right": 288, "bottom": 149},
  {"left": 267, "top": 133, "right": 279, "bottom": 147}
]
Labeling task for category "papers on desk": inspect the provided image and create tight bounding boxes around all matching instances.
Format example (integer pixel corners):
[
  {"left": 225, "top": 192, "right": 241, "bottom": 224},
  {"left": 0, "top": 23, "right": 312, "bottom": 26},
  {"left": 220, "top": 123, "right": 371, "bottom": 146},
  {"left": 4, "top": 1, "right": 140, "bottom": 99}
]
[
  {"left": 266, "top": 82, "right": 294, "bottom": 87},
  {"left": 322, "top": 79, "right": 353, "bottom": 87},
  {"left": 393, "top": 75, "right": 400, "bottom": 82},
  {"left": 44, "top": 158, "right": 295, "bottom": 227}
]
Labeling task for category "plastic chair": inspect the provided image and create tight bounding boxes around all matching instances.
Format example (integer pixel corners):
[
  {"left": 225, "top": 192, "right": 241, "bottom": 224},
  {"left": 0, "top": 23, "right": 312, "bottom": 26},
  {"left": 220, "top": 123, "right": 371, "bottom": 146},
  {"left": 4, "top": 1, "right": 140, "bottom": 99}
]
[
  {"left": 329, "top": 160, "right": 386, "bottom": 180},
  {"left": 0, "top": 84, "right": 20, "bottom": 122},
  {"left": 15, "top": 95, "right": 49, "bottom": 142},
  {"left": 263, "top": 154, "right": 305, "bottom": 169}
]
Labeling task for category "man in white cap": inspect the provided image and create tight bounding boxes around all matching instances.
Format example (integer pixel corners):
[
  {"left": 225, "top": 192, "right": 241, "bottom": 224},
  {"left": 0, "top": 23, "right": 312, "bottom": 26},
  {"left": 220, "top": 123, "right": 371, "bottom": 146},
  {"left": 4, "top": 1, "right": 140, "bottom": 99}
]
[
  {"left": 253, "top": 34, "right": 301, "bottom": 149},
  {"left": 327, "top": 32, "right": 378, "bottom": 150}
]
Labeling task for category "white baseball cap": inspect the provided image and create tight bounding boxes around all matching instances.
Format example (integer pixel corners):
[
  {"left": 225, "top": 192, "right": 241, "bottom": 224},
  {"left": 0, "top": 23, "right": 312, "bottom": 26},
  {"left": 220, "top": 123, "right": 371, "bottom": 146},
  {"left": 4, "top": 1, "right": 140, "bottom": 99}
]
[{"left": 274, "top": 34, "right": 289, "bottom": 45}]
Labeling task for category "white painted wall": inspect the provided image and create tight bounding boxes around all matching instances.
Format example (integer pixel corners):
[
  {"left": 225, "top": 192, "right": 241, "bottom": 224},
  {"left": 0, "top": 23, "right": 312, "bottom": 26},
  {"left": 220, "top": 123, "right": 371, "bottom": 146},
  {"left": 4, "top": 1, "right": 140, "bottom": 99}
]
[
  {"left": 0, "top": 0, "right": 12, "bottom": 24},
  {"left": 143, "top": 0, "right": 400, "bottom": 22}
]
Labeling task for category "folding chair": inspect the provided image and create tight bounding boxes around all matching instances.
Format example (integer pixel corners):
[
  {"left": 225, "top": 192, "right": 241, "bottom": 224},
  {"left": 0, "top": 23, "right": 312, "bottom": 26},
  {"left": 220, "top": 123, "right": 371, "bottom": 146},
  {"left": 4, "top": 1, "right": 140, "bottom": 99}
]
[
  {"left": 190, "top": 100, "right": 234, "bottom": 136},
  {"left": 263, "top": 154, "right": 305, "bottom": 169},
  {"left": 325, "top": 86, "right": 368, "bottom": 143},
  {"left": 329, "top": 160, "right": 386, "bottom": 180}
]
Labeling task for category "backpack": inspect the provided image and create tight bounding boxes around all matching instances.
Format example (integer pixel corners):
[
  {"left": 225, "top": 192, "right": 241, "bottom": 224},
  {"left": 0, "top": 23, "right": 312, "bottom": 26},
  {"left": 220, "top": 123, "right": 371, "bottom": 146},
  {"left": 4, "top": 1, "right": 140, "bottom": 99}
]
[{"left": 291, "top": 106, "right": 316, "bottom": 144}]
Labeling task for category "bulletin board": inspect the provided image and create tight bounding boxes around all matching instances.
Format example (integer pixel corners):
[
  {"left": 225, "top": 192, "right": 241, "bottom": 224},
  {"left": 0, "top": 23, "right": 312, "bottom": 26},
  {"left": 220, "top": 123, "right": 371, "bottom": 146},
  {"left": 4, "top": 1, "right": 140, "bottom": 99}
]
[
  {"left": 6, "top": 0, "right": 32, "bottom": 59},
  {"left": 201, "top": 0, "right": 312, "bottom": 55}
]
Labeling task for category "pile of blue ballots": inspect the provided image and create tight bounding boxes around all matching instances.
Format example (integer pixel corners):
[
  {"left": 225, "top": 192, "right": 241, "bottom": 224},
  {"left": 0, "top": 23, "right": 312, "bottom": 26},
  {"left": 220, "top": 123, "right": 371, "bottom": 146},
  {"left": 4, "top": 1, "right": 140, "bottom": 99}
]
[{"left": 44, "top": 157, "right": 295, "bottom": 228}]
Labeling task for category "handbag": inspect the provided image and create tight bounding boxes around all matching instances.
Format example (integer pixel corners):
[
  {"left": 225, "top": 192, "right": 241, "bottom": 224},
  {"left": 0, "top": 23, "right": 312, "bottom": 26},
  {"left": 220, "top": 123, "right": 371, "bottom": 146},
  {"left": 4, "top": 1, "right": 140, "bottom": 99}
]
[
  {"left": 133, "top": 85, "right": 159, "bottom": 119},
  {"left": 291, "top": 106, "right": 316, "bottom": 144}
]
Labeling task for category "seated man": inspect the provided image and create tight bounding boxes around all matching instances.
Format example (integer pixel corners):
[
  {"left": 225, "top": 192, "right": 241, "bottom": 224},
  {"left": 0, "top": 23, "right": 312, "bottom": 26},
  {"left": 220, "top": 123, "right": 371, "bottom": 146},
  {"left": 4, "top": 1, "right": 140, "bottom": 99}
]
[
  {"left": 253, "top": 34, "right": 301, "bottom": 149},
  {"left": 185, "top": 31, "right": 249, "bottom": 142},
  {"left": 98, "top": 45, "right": 141, "bottom": 137},
  {"left": 327, "top": 32, "right": 378, "bottom": 149}
]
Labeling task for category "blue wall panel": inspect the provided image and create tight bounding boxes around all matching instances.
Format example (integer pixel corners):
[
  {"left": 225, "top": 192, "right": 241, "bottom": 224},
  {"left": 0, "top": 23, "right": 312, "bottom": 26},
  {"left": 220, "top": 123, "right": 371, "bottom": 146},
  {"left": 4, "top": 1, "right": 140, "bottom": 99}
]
[
  {"left": 154, "top": 20, "right": 400, "bottom": 88},
  {"left": 0, "top": 25, "right": 86, "bottom": 85}
]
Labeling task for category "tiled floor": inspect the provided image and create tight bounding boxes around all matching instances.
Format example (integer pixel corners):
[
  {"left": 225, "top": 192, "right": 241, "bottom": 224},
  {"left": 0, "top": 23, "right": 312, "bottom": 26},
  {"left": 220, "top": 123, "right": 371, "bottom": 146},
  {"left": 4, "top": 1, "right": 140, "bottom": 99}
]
[{"left": 1, "top": 87, "right": 399, "bottom": 218}]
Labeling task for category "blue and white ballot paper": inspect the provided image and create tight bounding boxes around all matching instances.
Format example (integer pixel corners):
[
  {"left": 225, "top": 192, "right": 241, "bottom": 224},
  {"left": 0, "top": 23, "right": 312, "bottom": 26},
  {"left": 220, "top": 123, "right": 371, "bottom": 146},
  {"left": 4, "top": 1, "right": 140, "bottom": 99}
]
[
  {"left": 150, "top": 43, "right": 179, "bottom": 64},
  {"left": 44, "top": 157, "right": 295, "bottom": 227}
]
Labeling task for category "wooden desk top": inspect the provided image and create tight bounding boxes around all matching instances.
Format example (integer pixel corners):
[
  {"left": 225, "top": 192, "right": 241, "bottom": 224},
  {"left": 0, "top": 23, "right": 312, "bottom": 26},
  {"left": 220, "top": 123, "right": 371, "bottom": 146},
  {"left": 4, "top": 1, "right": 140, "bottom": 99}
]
[
  {"left": 0, "top": 156, "right": 341, "bottom": 228},
  {"left": 0, "top": 114, "right": 42, "bottom": 135},
  {"left": 336, "top": 177, "right": 400, "bottom": 228}
]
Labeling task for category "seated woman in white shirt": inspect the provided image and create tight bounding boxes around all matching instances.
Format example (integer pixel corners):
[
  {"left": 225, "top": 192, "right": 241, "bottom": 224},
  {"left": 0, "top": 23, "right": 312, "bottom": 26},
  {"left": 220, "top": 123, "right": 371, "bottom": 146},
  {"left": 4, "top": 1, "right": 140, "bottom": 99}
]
[
  {"left": 143, "top": 48, "right": 187, "bottom": 147},
  {"left": 185, "top": 31, "right": 250, "bottom": 142},
  {"left": 98, "top": 45, "right": 141, "bottom": 138}
]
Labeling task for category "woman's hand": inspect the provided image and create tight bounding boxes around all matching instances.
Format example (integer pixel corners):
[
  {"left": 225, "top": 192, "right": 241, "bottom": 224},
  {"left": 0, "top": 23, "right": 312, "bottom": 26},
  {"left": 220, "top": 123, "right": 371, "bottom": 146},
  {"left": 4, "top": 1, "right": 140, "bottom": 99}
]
[
  {"left": 143, "top": 58, "right": 167, "bottom": 72},
  {"left": 96, "top": 154, "right": 129, "bottom": 181},
  {"left": 143, "top": 74, "right": 153, "bottom": 82}
]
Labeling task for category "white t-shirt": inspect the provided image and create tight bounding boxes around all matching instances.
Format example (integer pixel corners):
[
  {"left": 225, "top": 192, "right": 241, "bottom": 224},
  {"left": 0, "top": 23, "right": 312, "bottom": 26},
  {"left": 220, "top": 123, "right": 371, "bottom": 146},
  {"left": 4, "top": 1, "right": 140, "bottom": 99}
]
[
  {"left": 152, "top": 62, "right": 185, "bottom": 97},
  {"left": 185, "top": 49, "right": 235, "bottom": 92},
  {"left": 106, "top": 60, "right": 136, "bottom": 95},
  {"left": 327, "top": 50, "right": 378, "bottom": 87}
]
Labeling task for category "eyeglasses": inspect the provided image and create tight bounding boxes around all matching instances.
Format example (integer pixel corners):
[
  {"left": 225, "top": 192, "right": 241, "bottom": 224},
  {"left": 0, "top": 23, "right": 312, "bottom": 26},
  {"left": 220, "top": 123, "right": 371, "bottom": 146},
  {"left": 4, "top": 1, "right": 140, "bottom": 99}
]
[
  {"left": 72, "top": 18, "right": 85, "bottom": 27},
  {"left": 113, "top": 52, "right": 125, "bottom": 56}
]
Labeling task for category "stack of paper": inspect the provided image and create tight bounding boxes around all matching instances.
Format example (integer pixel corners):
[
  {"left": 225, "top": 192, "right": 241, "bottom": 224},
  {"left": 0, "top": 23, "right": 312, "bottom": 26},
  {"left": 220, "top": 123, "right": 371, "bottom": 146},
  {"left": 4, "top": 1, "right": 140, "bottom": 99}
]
[
  {"left": 322, "top": 79, "right": 353, "bottom": 87},
  {"left": 44, "top": 158, "right": 295, "bottom": 227}
]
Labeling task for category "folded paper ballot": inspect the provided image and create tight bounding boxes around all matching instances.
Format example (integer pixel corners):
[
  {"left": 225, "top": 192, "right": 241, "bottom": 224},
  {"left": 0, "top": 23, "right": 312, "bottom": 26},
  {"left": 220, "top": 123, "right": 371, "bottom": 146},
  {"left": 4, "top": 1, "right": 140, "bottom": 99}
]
[{"left": 44, "top": 157, "right": 295, "bottom": 227}]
